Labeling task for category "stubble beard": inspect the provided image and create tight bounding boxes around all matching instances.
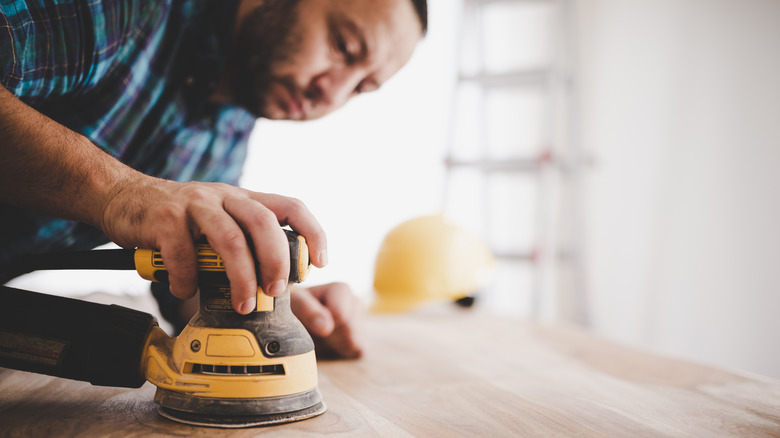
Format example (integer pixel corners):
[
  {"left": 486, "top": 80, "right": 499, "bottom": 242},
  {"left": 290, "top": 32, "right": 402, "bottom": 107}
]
[{"left": 229, "top": 0, "right": 303, "bottom": 118}]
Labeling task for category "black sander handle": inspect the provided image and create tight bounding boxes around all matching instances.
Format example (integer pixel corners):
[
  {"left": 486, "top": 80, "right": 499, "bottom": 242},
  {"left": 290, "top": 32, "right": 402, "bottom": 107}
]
[{"left": 0, "top": 285, "right": 156, "bottom": 388}]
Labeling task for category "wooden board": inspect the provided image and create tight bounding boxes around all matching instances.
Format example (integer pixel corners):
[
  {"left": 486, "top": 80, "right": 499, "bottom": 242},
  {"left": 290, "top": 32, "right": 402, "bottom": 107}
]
[{"left": 1, "top": 295, "right": 779, "bottom": 437}]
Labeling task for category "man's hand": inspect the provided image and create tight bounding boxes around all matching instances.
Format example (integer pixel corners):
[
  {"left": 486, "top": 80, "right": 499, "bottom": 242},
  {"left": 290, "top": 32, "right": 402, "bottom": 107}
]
[
  {"left": 1, "top": 86, "right": 327, "bottom": 316},
  {"left": 100, "top": 177, "right": 328, "bottom": 315},
  {"left": 291, "top": 282, "right": 364, "bottom": 359}
]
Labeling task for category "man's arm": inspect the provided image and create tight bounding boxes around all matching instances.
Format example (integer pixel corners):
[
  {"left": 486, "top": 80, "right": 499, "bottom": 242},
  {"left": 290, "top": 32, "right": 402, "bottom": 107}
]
[{"left": 0, "top": 85, "right": 328, "bottom": 313}]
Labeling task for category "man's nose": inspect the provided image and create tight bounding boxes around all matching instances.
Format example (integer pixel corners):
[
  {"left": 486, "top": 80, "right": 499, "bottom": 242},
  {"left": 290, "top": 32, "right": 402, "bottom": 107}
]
[{"left": 306, "top": 68, "right": 361, "bottom": 112}]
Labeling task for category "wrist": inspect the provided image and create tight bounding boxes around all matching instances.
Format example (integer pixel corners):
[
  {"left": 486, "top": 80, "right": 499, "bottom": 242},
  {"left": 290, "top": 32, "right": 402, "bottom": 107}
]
[{"left": 96, "top": 170, "right": 163, "bottom": 243}]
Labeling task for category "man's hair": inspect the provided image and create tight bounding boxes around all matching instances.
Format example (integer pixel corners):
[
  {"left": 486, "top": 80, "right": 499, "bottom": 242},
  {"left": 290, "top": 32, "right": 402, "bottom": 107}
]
[{"left": 410, "top": 0, "right": 428, "bottom": 35}]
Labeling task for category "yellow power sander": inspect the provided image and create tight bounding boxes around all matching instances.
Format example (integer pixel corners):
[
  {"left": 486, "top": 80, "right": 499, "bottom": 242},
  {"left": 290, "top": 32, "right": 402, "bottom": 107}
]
[{"left": 0, "top": 229, "right": 326, "bottom": 428}]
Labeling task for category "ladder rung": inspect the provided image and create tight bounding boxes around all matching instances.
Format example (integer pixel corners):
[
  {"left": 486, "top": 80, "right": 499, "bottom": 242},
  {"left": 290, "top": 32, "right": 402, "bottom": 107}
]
[
  {"left": 445, "top": 157, "right": 545, "bottom": 172},
  {"left": 464, "top": 0, "right": 557, "bottom": 5},
  {"left": 492, "top": 251, "right": 537, "bottom": 261},
  {"left": 458, "top": 69, "right": 551, "bottom": 88}
]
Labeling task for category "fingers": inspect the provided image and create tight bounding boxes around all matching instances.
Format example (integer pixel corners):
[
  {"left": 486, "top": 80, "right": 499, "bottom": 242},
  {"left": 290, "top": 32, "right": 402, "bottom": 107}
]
[
  {"left": 190, "top": 196, "right": 261, "bottom": 314},
  {"left": 101, "top": 179, "right": 325, "bottom": 315},
  {"left": 251, "top": 193, "right": 328, "bottom": 269},
  {"left": 207, "top": 190, "right": 326, "bottom": 310},
  {"left": 292, "top": 283, "right": 364, "bottom": 359},
  {"left": 166, "top": 184, "right": 322, "bottom": 314},
  {"left": 290, "top": 286, "right": 336, "bottom": 337},
  {"left": 156, "top": 218, "right": 199, "bottom": 301},
  {"left": 307, "top": 282, "right": 358, "bottom": 328},
  {"left": 223, "top": 195, "right": 290, "bottom": 303}
]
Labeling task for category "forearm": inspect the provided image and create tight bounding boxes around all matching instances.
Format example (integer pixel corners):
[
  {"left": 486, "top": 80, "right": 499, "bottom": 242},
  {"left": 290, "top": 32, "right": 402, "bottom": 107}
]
[{"left": 0, "top": 85, "right": 144, "bottom": 227}]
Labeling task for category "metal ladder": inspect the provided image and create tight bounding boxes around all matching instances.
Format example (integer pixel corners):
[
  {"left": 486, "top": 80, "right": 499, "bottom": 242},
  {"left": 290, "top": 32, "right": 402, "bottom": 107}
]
[{"left": 442, "top": 0, "right": 588, "bottom": 323}]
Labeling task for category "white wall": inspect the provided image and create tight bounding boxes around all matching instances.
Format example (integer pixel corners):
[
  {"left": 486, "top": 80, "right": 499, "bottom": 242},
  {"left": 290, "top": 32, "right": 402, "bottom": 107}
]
[{"left": 577, "top": 0, "right": 780, "bottom": 378}]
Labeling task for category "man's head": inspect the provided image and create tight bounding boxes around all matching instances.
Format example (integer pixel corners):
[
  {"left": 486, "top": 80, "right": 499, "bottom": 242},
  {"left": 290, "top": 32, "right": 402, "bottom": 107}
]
[{"left": 230, "top": 0, "right": 427, "bottom": 120}]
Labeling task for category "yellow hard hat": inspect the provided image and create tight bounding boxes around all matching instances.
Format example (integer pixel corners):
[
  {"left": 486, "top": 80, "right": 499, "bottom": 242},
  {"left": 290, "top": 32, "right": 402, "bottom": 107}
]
[{"left": 372, "top": 215, "right": 495, "bottom": 312}]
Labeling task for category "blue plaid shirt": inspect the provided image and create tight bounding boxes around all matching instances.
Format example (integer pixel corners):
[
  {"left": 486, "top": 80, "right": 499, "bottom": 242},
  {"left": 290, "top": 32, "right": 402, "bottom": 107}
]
[{"left": 0, "top": 0, "right": 256, "bottom": 261}]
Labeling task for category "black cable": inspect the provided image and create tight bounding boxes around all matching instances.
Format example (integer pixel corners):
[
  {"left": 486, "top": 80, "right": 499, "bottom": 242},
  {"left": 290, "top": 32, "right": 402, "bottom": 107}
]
[{"left": 0, "top": 249, "right": 137, "bottom": 284}]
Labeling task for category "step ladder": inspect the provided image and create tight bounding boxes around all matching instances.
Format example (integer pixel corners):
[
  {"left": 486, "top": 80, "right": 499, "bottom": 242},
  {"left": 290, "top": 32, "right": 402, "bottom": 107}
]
[{"left": 442, "top": 0, "right": 589, "bottom": 323}]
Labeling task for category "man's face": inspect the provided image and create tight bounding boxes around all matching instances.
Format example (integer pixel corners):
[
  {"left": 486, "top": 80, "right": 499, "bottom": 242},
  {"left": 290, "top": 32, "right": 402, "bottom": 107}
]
[{"left": 231, "top": 0, "right": 423, "bottom": 120}]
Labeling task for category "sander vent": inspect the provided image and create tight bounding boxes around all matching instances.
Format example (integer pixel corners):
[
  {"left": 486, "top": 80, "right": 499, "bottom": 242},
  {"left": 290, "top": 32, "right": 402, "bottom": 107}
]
[{"left": 190, "top": 363, "right": 285, "bottom": 376}]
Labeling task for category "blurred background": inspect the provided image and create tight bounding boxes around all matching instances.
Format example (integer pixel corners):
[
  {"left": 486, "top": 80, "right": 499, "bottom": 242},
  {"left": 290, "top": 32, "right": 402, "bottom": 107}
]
[
  {"left": 243, "top": 0, "right": 780, "bottom": 379},
  {"left": 10, "top": 0, "right": 780, "bottom": 379}
]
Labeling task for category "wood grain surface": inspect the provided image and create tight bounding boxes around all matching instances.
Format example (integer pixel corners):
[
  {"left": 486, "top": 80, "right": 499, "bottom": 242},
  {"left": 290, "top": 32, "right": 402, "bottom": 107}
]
[{"left": 1, "top": 294, "right": 779, "bottom": 437}]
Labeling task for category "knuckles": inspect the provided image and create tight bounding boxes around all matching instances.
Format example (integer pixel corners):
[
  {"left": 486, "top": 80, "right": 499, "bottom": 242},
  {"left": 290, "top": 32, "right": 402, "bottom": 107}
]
[
  {"left": 219, "top": 229, "right": 248, "bottom": 252},
  {"left": 169, "top": 260, "right": 200, "bottom": 279},
  {"left": 285, "top": 197, "right": 308, "bottom": 215},
  {"left": 149, "top": 201, "right": 187, "bottom": 224},
  {"left": 260, "top": 255, "right": 288, "bottom": 278},
  {"left": 178, "top": 182, "right": 222, "bottom": 204},
  {"left": 244, "top": 205, "right": 278, "bottom": 229}
]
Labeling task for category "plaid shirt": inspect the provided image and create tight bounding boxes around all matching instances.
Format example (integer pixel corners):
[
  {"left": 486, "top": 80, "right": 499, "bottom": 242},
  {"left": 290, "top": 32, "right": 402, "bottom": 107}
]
[{"left": 0, "top": 0, "right": 255, "bottom": 261}]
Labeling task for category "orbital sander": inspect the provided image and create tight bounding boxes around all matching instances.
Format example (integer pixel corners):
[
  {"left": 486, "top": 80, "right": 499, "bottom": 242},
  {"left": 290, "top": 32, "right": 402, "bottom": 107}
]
[{"left": 0, "top": 229, "right": 326, "bottom": 428}]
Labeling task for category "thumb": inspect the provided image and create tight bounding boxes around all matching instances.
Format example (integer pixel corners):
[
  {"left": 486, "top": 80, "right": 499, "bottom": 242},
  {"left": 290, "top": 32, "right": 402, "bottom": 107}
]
[{"left": 290, "top": 287, "right": 335, "bottom": 338}]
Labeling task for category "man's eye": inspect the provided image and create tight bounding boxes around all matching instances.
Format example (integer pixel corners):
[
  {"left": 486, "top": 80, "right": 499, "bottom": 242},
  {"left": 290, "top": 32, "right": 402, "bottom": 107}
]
[
  {"left": 355, "top": 81, "right": 378, "bottom": 95},
  {"left": 336, "top": 36, "right": 348, "bottom": 55},
  {"left": 336, "top": 35, "right": 358, "bottom": 64}
]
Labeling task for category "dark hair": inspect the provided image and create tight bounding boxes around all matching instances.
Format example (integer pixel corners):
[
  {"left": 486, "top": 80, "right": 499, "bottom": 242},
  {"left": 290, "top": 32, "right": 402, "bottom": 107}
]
[{"left": 410, "top": 0, "right": 428, "bottom": 35}]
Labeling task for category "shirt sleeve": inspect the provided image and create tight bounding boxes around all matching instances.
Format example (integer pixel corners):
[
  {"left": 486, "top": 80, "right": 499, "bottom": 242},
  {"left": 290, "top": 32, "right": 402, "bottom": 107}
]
[
  {"left": 0, "top": 3, "right": 24, "bottom": 92},
  {"left": 0, "top": 0, "right": 140, "bottom": 101}
]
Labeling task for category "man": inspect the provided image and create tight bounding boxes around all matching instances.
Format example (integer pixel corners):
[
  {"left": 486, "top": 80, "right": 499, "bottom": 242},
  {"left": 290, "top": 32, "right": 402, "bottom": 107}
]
[{"left": 0, "top": 0, "right": 427, "bottom": 358}]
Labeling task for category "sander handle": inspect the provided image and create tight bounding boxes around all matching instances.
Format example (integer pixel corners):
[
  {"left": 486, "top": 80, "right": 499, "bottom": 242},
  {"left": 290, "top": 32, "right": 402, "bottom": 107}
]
[
  {"left": 134, "top": 229, "right": 312, "bottom": 285},
  {"left": 0, "top": 230, "right": 311, "bottom": 286},
  {"left": 0, "top": 285, "right": 155, "bottom": 388}
]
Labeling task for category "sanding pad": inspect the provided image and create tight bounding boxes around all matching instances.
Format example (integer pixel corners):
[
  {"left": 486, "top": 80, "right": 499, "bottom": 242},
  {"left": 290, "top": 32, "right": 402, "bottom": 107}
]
[
  {"left": 158, "top": 401, "right": 327, "bottom": 428},
  {"left": 155, "top": 388, "right": 326, "bottom": 428}
]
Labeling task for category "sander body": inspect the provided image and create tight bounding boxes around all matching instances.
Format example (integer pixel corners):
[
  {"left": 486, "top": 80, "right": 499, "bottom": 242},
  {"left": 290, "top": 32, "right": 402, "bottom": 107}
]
[{"left": 0, "top": 230, "right": 326, "bottom": 428}]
